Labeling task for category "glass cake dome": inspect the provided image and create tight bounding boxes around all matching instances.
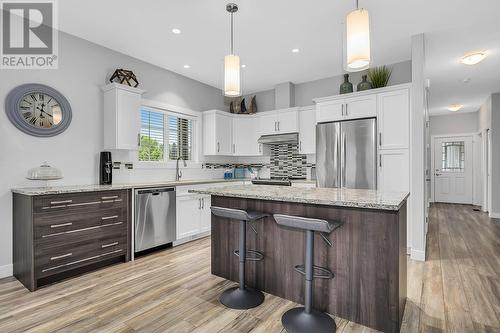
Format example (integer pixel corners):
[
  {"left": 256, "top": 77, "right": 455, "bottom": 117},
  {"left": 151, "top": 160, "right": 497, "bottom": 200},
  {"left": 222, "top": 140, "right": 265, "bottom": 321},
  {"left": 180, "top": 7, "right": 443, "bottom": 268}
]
[{"left": 26, "top": 162, "right": 63, "bottom": 180}]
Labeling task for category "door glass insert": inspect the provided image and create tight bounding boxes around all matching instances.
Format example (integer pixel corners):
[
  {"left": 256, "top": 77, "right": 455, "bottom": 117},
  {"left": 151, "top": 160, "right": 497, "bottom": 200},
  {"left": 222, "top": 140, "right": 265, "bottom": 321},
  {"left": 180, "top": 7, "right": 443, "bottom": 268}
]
[{"left": 441, "top": 141, "right": 465, "bottom": 172}]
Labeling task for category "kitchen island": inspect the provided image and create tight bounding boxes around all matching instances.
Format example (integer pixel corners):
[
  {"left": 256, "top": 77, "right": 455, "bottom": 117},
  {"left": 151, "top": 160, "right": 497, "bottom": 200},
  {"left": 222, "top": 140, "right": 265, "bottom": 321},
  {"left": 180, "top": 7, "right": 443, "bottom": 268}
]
[{"left": 190, "top": 185, "right": 409, "bottom": 333}]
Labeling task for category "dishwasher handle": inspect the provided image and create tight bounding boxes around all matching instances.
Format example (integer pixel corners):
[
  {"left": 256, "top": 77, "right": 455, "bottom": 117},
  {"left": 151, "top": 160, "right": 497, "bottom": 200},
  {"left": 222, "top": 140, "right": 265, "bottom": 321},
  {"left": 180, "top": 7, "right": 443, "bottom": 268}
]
[{"left": 137, "top": 187, "right": 175, "bottom": 195}]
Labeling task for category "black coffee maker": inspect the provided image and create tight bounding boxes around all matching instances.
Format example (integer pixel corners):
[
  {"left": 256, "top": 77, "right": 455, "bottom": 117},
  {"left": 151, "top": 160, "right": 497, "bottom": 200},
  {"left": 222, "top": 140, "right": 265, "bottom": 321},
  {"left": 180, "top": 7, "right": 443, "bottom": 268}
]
[{"left": 99, "top": 151, "right": 112, "bottom": 185}]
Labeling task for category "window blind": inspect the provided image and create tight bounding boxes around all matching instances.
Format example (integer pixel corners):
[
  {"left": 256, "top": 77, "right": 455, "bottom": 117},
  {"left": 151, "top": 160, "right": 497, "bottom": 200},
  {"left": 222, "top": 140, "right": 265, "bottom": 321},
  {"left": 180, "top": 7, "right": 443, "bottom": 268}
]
[
  {"left": 167, "top": 115, "right": 192, "bottom": 160},
  {"left": 139, "top": 110, "right": 164, "bottom": 161}
]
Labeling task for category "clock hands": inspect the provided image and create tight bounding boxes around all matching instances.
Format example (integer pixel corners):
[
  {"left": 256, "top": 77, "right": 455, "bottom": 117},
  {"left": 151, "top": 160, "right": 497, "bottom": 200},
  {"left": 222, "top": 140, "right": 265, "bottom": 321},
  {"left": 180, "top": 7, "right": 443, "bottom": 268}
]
[{"left": 36, "top": 105, "right": 53, "bottom": 118}]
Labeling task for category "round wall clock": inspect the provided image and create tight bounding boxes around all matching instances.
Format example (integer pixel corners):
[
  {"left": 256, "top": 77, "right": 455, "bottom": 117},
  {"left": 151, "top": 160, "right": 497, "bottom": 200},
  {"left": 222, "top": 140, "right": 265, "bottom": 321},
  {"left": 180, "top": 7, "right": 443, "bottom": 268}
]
[{"left": 5, "top": 84, "right": 72, "bottom": 137}]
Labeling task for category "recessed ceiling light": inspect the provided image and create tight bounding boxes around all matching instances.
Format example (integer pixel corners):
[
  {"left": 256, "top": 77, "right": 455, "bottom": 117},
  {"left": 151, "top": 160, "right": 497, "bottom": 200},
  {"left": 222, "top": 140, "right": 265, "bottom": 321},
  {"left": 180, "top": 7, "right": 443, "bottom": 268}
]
[
  {"left": 463, "top": 78, "right": 471, "bottom": 83},
  {"left": 172, "top": 28, "right": 181, "bottom": 34},
  {"left": 448, "top": 104, "right": 464, "bottom": 112},
  {"left": 460, "top": 52, "right": 486, "bottom": 65},
  {"left": 291, "top": 48, "right": 300, "bottom": 53},
  {"left": 183, "top": 64, "right": 190, "bottom": 69},
  {"left": 241, "top": 64, "right": 246, "bottom": 68}
]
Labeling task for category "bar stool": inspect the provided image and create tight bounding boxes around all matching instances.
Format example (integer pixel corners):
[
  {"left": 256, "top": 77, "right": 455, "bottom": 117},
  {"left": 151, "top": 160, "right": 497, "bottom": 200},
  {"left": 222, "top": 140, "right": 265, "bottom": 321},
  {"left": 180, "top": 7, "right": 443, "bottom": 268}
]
[
  {"left": 211, "top": 206, "right": 269, "bottom": 309},
  {"left": 273, "top": 214, "right": 343, "bottom": 333}
]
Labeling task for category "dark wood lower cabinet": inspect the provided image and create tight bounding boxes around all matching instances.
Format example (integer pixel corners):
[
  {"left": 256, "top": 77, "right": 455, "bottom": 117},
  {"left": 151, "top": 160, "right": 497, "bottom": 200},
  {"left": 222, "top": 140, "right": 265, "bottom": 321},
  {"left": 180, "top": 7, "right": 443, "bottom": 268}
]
[
  {"left": 211, "top": 196, "right": 407, "bottom": 333},
  {"left": 13, "top": 190, "right": 131, "bottom": 291}
]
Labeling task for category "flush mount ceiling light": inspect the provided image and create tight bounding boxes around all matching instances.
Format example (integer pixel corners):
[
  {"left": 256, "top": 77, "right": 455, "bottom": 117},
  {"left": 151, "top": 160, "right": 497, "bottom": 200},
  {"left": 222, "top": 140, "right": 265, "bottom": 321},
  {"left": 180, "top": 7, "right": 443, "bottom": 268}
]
[
  {"left": 448, "top": 104, "right": 463, "bottom": 112},
  {"left": 291, "top": 48, "right": 300, "bottom": 53},
  {"left": 460, "top": 52, "right": 486, "bottom": 65},
  {"left": 344, "top": 0, "right": 371, "bottom": 72},
  {"left": 171, "top": 28, "right": 181, "bottom": 34},
  {"left": 183, "top": 64, "right": 190, "bottom": 69},
  {"left": 224, "top": 3, "right": 241, "bottom": 97},
  {"left": 241, "top": 64, "right": 246, "bottom": 68}
]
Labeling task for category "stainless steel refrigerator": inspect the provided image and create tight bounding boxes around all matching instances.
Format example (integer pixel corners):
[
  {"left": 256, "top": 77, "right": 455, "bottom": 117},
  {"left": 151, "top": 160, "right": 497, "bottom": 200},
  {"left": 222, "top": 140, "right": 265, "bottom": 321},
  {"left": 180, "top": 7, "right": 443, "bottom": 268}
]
[{"left": 316, "top": 118, "right": 377, "bottom": 189}]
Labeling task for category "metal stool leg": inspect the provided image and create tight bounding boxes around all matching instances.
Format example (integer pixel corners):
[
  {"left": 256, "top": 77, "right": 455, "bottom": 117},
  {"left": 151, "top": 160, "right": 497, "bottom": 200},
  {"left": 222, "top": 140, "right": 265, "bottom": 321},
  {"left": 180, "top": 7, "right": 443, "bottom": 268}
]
[
  {"left": 219, "top": 220, "right": 264, "bottom": 310},
  {"left": 281, "top": 230, "right": 336, "bottom": 333}
]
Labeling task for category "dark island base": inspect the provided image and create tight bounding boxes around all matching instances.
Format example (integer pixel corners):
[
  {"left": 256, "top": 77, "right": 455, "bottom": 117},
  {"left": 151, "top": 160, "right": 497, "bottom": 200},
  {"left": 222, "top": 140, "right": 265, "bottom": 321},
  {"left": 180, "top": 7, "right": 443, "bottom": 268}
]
[{"left": 211, "top": 196, "right": 407, "bottom": 333}]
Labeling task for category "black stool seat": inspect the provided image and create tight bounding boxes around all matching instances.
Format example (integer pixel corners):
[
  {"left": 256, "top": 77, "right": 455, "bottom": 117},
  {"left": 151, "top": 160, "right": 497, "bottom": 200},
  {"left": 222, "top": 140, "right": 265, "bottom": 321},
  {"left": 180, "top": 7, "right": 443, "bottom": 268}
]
[
  {"left": 211, "top": 206, "right": 268, "bottom": 310},
  {"left": 273, "top": 214, "right": 343, "bottom": 333}
]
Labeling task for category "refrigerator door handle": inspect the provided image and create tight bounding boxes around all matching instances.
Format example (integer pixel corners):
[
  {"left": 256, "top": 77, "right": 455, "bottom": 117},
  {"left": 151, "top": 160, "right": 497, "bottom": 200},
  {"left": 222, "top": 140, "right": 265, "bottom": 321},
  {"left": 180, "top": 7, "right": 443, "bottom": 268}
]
[{"left": 342, "top": 131, "right": 347, "bottom": 187}]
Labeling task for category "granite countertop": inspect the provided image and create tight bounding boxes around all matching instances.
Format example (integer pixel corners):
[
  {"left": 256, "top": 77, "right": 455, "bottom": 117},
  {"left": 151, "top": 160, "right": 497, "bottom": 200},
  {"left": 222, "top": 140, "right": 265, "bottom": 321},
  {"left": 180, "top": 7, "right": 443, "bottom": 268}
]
[
  {"left": 190, "top": 185, "right": 409, "bottom": 211},
  {"left": 11, "top": 179, "right": 248, "bottom": 196}
]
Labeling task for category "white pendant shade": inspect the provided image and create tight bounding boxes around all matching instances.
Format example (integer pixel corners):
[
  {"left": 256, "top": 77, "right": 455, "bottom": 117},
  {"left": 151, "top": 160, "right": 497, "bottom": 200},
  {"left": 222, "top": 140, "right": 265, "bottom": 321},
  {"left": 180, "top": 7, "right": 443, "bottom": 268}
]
[
  {"left": 224, "top": 54, "right": 241, "bottom": 97},
  {"left": 346, "top": 8, "right": 371, "bottom": 71}
]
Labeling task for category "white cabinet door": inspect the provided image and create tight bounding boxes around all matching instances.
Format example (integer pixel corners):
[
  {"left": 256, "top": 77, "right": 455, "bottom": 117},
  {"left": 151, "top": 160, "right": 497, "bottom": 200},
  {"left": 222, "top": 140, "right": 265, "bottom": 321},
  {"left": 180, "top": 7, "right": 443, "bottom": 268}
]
[
  {"left": 233, "top": 116, "right": 260, "bottom": 155},
  {"left": 377, "top": 89, "right": 409, "bottom": 150},
  {"left": 378, "top": 149, "right": 409, "bottom": 192},
  {"left": 277, "top": 109, "right": 299, "bottom": 133},
  {"left": 216, "top": 113, "right": 233, "bottom": 155},
  {"left": 199, "top": 195, "right": 212, "bottom": 233},
  {"left": 176, "top": 195, "right": 202, "bottom": 239},
  {"left": 259, "top": 112, "right": 279, "bottom": 135},
  {"left": 316, "top": 100, "right": 344, "bottom": 123},
  {"left": 299, "top": 108, "right": 316, "bottom": 154},
  {"left": 344, "top": 94, "right": 377, "bottom": 120}
]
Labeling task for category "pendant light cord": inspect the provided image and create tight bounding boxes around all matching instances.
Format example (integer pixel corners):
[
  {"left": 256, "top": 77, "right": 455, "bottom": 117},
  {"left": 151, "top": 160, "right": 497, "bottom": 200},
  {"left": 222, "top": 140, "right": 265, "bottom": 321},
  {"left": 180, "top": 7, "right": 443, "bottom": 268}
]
[{"left": 230, "top": 12, "right": 234, "bottom": 54}]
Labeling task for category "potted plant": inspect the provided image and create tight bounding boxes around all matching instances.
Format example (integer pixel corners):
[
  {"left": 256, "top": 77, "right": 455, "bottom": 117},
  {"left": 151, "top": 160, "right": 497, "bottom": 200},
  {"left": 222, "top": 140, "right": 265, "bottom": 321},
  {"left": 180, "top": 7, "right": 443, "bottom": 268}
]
[{"left": 368, "top": 65, "right": 392, "bottom": 88}]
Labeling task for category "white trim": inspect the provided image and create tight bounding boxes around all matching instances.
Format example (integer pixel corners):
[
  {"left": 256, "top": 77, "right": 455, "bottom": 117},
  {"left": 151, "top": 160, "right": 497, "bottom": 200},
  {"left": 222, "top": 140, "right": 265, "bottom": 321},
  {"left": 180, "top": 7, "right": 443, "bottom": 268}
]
[
  {"left": 102, "top": 82, "right": 145, "bottom": 94},
  {"left": 489, "top": 212, "right": 500, "bottom": 219},
  {"left": 0, "top": 264, "right": 12, "bottom": 278},
  {"left": 312, "top": 83, "right": 412, "bottom": 103},
  {"left": 410, "top": 249, "right": 425, "bottom": 261},
  {"left": 142, "top": 99, "right": 201, "bottom": 118}
]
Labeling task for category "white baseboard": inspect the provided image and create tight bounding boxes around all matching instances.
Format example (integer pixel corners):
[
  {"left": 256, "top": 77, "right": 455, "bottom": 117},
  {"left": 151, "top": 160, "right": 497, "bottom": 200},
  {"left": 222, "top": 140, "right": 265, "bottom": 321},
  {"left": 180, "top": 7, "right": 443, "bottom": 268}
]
[
  {"left": 0, "top": 264, "right": 13, "bottom": 278},
  {"left": 410, "top": 249, "right": 425, "bottom": 262},
  {"left": 489, "top": 212, "right": 500, "bottom": 219}
]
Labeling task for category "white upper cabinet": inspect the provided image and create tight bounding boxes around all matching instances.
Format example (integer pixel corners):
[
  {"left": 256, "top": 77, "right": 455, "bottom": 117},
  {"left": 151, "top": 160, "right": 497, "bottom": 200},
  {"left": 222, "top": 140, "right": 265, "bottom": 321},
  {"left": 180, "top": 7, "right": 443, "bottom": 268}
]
[
  {"left": 315, "top": 94, "right": 376, "bottom": 123},
  {"left": 102, "top": 83, "right": 145, "bottom": 150},
  {"left": 299, "top": 107, "right": 316, "bottom": 154},
  {"left": 203, "top": 110, "right": 233, "bottom": 155},
  {"left": 316, "top": 100, "right": 344, "bottom": 123},
  {"left": 233, "top": 115, "right": 261, "bottom": 156},
  {"left": 377, "top": 88, "right": 409, "bottom": 150},
  {"left": 259, "top": 108, "right": 299, "bottom": 135}
]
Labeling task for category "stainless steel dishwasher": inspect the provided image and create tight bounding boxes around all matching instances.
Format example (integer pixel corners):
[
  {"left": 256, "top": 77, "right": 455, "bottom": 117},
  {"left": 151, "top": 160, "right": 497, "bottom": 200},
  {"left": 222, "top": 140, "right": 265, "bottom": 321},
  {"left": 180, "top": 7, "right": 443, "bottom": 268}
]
[{"left": 134, "top": 187, "right": 176, "bottom": 253}]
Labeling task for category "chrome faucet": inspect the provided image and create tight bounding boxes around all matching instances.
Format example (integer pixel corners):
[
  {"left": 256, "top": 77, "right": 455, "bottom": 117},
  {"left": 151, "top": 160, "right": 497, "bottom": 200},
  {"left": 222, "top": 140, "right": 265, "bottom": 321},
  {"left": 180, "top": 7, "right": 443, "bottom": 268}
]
[{"left": 175, "top": 157, "right": 187, "bottom": 181}]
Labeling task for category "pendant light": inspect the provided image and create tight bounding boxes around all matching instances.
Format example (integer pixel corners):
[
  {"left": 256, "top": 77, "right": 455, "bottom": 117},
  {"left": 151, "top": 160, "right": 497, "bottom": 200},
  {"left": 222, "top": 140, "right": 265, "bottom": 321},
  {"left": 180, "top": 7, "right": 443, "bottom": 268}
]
[
  {"left": 224, "top": 3, "right": 241, "bottom": 97},
  {"left": 345, "top": 0, "right": 371, "bottom": 72}
]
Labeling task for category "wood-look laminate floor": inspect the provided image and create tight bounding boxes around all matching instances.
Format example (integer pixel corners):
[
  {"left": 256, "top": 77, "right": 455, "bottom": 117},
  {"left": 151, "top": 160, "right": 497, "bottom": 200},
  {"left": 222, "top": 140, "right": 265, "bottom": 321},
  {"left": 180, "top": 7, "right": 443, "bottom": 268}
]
[{"left": 0, "top": 203, "right": 498, "bottom": 333}]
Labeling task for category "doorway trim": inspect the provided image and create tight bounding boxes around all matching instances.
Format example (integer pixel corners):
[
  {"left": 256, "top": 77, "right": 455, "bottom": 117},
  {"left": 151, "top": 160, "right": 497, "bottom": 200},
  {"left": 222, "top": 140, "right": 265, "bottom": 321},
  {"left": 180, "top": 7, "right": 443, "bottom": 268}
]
[{"left": 430, "top": 133, "right": 476, "bottom": 203}]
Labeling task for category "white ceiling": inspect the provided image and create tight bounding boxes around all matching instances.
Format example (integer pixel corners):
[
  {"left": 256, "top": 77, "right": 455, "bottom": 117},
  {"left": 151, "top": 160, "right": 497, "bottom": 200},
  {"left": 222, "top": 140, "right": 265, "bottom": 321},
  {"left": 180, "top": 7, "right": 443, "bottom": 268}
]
[
  {"left": 425, "top": 24, "right": 500, "bottom": 115},
  {"left": 59, "top": 0, "right": 499, "bottom": 95}
]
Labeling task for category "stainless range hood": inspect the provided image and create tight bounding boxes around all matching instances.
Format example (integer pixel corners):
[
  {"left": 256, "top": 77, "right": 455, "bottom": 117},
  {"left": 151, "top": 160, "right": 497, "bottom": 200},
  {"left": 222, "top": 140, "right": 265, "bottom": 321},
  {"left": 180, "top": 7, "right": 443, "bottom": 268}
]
[{"left": 257, "top": 133, "right": 298, "bottom": 145}]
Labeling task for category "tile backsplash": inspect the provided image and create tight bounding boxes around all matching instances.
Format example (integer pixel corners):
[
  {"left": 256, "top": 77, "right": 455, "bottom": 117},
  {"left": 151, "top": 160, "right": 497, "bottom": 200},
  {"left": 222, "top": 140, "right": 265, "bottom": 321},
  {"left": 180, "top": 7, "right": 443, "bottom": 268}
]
[{"left": 270, "top": 143, "right": 309, "bottom": 179}]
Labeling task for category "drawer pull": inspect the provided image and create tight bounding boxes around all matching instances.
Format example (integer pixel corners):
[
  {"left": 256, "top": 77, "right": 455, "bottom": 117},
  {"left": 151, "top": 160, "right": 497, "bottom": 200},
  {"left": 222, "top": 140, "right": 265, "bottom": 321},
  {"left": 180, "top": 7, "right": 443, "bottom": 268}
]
[
  {"left": 67, "top": 201, "right": 101, "bottom": 207},
  {"left": 50, "top": 253, "right": 72, "bottom": 260},
  {"left": 50, "top": 200, "right": 73, "bottom": 205},
  {"left": 101, "top": 215, "right": 118, "bottom": 220},
  {"left": 41, "top": 249, "right": 123, "bottom": 273},
  {"left": 101, "top": 196, "right": 119, "bottom": 200},
  {"left": 101, "top": 242, "right": 119, "bottom": 248},
  {"left": 50, "top": 222, "right": 73, "bottom": 228},
  {"left": 42, "top": 221, "right": 123, "bottom": 238}
]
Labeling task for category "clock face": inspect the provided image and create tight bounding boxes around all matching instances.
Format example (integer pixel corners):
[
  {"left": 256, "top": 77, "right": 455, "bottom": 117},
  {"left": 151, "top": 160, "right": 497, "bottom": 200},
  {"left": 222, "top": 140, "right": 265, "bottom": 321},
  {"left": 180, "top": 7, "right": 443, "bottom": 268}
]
[
  {"left": 18, "top": 93, "right": 62, "bottom": 129},
  {"left": 5, "top": 84, "right": 72, "bottom": 137}
]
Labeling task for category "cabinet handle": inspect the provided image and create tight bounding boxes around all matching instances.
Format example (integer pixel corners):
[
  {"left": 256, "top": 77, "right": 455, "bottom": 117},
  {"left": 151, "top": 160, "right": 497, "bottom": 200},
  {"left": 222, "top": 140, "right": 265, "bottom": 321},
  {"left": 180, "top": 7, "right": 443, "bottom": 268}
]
[
  {"left": 217, "top": 142, "right": 220, "bottom": 152},
  {"left": 51, "top": 253, "right": 72, "bottom": 261},
  {"left": 101, "top": 195, "right": 119, "bottom": 200},
  {"left": 274, "top": 121, "right": 277, "bottom": 132},
  {"left": 202, "top": 198, "right": 205, "bottom": 209},
  {"left": 101, "top": 242, "right": 119, "bottom": 248},
  {"left": 379, "top": 154, "right": 382, "bottom": 168},
  {"left": 233, "top": 143, "right": 235, "bottom": 153},
  {"left": 101, "top": 215, "right": 118, "bottom": 220},
  {"left": 345, "top": 103, "right": 348, "bottom": 115},
  {"left": 50, "top": 222, "right": 72, "bottom": 228},
  {"left": 379, "top": 133, "right": 382, "bottom": 146},
  {"left": 259, "top": 144, "right": 262, "bottom": 153},
  {"left": 50, "top": 199, "right": 73, "bottom": 205},
  {"left": 341, "top": 104, "right": 344, "bottom": 116},
  {"left": 299, "top": 141, "right": 302, "bottom": 152},
  {"left": 198, "top": 198, "right": 202, "bottom": 209}
]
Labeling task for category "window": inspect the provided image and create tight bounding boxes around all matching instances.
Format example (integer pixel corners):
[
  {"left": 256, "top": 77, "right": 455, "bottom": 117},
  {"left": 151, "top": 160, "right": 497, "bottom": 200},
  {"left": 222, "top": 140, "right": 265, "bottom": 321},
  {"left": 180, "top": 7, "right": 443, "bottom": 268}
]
[
  {"left": 441, "top": 141, "right": 465, "bottom": 172},
  {"left": 139, "top": 108, "right": 194, "bottom": 162}
]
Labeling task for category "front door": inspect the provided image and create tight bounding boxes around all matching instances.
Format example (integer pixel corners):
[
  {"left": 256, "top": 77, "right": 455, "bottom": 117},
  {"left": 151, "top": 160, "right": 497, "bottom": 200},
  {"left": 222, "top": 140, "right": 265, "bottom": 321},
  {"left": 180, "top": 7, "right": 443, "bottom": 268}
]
[{"left": 434, "top": 136, "right": 473, "bottom": 204}]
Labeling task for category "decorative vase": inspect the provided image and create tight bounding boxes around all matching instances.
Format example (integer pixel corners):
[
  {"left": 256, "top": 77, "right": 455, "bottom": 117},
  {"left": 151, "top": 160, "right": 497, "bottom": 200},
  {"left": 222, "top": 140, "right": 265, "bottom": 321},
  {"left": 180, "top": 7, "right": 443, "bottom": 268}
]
[
  {"left": 339, "top": 74, "right": 353, "bottom": 94},
  {"left": 357, "top": 75, "right": 372, "bottom": 91}
]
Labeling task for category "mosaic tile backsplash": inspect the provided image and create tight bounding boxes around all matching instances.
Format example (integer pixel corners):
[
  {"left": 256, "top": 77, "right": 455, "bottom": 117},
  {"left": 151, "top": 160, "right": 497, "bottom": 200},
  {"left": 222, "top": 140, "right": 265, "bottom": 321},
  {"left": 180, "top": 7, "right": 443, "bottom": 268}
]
[{"left": 270, "top": 143, "right": 309, "bottom": 179}]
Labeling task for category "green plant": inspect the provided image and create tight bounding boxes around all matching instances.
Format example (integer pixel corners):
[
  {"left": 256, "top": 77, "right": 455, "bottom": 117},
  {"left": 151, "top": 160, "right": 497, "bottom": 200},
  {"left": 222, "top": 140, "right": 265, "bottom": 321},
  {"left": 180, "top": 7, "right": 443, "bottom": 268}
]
[{"left": 368, "top": 65, "right": 392, "bottom": 88}]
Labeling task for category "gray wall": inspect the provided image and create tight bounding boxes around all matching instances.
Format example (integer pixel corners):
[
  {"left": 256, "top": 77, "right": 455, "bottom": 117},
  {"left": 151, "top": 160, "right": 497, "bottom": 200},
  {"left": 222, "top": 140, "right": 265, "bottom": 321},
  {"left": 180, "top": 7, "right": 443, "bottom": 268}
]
[
  {"left": 478, "top": 95, "right": 492, "bottom": 131},
  {"left": 0, "top": 31, "right": 226, "bottom": 274},
  {"left": 429, "top": 112, "right": 478, "bottom": 135},
  {"left": 246, "top": 60, "right": 412, "bottom": 111},
  {"left": 491, "top": 93, "right": 500, "bottom": 215}
]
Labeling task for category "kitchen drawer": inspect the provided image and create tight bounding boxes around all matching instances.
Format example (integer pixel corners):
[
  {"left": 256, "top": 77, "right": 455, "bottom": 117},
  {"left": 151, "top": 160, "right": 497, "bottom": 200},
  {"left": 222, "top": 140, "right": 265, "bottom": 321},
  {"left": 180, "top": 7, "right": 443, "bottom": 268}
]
[
  {"left": 33, "top": 190, "right": 128, "bottom": 213},
  {"left": 35, "top": 219, "right": 127, "bottom": 250},
  {"left": 35, "top": 235, "right": 127, "bottom": 278},
  {"left": 34, "top": 207, "right": 125, "bottom": 238}
]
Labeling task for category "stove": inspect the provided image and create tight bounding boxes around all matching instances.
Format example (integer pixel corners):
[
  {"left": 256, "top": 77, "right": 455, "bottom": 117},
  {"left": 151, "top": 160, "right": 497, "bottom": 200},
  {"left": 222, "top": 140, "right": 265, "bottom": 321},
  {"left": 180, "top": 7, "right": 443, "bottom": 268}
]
[{"left": 251, "top": 177, "right": 292, "bottom": 186}]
